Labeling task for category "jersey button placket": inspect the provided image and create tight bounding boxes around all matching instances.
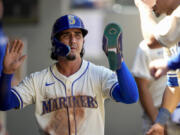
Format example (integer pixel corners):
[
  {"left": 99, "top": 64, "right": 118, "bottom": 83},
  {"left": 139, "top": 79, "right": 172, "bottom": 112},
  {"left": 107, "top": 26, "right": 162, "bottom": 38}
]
[
  {"left": 66, "top": 80, "right": 72, "bottom": 96},
  {"left": 66, "top": 80, "right": 76, "bottom": 134}
]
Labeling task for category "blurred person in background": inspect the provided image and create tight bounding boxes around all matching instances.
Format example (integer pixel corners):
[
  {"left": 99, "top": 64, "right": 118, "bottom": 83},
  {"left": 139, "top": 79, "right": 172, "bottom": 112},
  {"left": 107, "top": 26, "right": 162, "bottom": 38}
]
[
  {"left": 132, "top": 40, "right": 180, "bottom": 135},
  {"left": 134, "top": 0, "right": 180, "bottom": 134}
]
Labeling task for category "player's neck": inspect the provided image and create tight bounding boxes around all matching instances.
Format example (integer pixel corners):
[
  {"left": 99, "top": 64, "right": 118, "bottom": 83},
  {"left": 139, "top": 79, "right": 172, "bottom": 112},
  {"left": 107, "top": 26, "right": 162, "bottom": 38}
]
[{"left": 56, "top": 57, "right": 82, "bottom": 77}]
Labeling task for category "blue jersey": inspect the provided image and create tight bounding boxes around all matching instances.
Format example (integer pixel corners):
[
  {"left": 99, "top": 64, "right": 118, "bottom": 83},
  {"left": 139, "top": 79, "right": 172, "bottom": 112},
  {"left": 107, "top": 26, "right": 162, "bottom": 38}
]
[{"left": 0, "top": 24, "right": 8, "bottom": 76}]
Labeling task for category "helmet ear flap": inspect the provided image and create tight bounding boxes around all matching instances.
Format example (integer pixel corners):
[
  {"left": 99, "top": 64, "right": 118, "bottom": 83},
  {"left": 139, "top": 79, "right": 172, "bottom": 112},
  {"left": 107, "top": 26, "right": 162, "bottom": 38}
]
[{"left": 52, "top": 37, "right": 71, "bottom": 56}]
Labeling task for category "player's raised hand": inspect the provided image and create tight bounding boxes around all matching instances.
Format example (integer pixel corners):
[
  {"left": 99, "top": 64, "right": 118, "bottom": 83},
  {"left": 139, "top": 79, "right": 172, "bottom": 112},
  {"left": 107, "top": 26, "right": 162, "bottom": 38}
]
[
  {"left": 149, "top": 59, "right": 169, "bottom": 79},
  {"left": 103, "top": 23, "right": 123, "bottom": 71},
  {"left": 3, "top": 40, "right": 27, "bottom": 74}
]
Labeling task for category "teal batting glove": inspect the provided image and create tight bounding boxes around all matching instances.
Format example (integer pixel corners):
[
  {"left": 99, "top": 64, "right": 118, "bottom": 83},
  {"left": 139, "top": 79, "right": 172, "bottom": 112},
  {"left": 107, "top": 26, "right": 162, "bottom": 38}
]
[{"left": 103, "top": 23, "right": 123, "bottom": 71}]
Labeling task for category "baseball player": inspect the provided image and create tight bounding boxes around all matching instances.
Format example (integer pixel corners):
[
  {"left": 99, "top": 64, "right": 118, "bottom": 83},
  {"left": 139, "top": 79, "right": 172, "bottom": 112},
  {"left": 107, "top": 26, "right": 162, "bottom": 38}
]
[
  {"left": 132, "top": 41, "right": 167, "bottom": 135},
  {"left": 134, "top": 0, "right": 180, "bottom": 134},
  {"left": 0, "top": 14, "right": 138, "bottom": 135}
]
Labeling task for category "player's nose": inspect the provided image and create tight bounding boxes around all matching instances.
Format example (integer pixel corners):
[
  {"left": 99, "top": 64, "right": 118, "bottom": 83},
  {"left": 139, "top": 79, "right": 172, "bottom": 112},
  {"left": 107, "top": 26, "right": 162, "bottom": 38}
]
[{"left": 69, "top": 35, "right": 77, "bottom": 44}]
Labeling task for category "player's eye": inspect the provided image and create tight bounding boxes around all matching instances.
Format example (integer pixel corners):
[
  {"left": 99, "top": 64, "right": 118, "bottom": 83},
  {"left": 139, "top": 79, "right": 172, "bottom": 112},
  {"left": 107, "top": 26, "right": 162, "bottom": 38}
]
[
  {"left": 61, "top": 33, "right": 70, "bottom": 39},
  {"left": 75, "top": 32, "right": 82, "bottom": 39}
]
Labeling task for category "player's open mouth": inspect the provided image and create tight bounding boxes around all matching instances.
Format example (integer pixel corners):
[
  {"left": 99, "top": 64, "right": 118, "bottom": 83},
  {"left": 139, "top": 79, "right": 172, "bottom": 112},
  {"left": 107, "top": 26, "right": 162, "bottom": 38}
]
[{"left": 71, "top": 47, "right": 76, "bottom": 51}]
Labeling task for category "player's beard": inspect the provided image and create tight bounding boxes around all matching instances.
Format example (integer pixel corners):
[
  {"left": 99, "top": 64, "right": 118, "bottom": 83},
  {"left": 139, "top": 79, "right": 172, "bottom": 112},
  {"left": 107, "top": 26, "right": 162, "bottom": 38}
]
[
  {"left": 66, "top": 47, "right": 84, "bottom": 61},
  {"left": 66, "top": 54, "right": 76, "bottom": 61}
]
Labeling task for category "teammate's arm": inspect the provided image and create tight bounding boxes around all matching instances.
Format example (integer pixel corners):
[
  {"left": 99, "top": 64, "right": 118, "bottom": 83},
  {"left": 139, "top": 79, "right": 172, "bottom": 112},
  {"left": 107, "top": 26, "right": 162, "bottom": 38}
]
[
  {"left": 162, "top": 86, "right": 180, "bottom": 114},
  {"left": 134, "top": 0, "right": 162, "bottom": 49},
  {"left": 146, "top": 86, "right": 180, "bottom": 135},
  {"left": 0, "top": 40, "right": 26, "bottom": 110},
  {"left": 135, "top": 77, "right": 158, "bottom": 122},
  {"left": 111, "top": 61, "right": 139, "bottom": 103},
  {"left": 0, "top": 73, "right": 19, "bottom": 110},
  {"left": 149, "top": 52, "right": 180, "bottom": 79}
]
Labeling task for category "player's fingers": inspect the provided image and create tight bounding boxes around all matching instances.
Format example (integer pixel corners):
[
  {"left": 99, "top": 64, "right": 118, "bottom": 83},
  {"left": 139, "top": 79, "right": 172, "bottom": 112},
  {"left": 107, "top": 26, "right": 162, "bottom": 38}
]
[
  {"left": 17, "top": 40, "right": 24, "bottom": 54},
  {"left": 146, "top": 131, "right": 156, "bottom": 135},
  {"left": 15, "top": 40, "right": 24, "bottom": 53},
  {"left": 150, "top": 67, "right": 156, "bottom": 78},
  {"left": 14, "top": 40, "right": 22, "bottom": 53},
  {"left": 19, "top": 55, "right": 27, "bottom": 64},
  {"left": 13, "top": 40, "right": 19, "bottom": 52},
  {"left": 154, "top": 69, "right": 162, "bottom": 79},
  {"left": 146, "top": 126, "right": 157, "bottom": 135},
  {"left": 5, "top": 42, "right": 10, "bottom": 55},
  {"left": 9, "top": 40, "right": 17, "bottom": 53},
  {"left": 146, "top": 129, "right": 153, "bottom": 135}
]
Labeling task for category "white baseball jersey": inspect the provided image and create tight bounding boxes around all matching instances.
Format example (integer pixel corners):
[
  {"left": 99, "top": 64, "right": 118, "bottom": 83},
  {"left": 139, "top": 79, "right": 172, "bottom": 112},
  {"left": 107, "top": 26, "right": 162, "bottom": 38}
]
[
  {"left": 132, "top": 41, "right": 166, "bottom": 107},
  {"left": 11, "top": 60, "right": 118, "bottom": 135}
]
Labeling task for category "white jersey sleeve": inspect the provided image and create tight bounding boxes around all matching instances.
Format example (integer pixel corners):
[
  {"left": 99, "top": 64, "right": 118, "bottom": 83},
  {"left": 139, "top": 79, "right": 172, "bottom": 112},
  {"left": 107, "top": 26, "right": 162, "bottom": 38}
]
[
  {"left": 12, "top": 69, "right": 47, "bottom": 108},
  {"left": 98, "top": 66, "right": 118, "bottom": 100},
  {"left": 154, "top": 6, "right": 180, "bottom": 47},
  {"left": 131, "top": 41, "right": 152, "bottom": 79},
  {"left": 88, "top": 62, "right": 118, "bottom": 100}
]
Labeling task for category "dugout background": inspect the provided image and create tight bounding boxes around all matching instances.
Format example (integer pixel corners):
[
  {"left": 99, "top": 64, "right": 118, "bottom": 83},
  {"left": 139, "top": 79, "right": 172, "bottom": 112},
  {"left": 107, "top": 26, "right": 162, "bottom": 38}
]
[{"left": 3, "top": 0, "right": 143, "bottom": 134}]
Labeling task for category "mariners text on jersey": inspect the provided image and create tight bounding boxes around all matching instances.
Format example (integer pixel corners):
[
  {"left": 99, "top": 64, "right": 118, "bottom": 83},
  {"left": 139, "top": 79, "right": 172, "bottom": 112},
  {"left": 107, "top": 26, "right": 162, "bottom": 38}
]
[{"left": 42, "top": 95, "right": 98, "bottom": 115}]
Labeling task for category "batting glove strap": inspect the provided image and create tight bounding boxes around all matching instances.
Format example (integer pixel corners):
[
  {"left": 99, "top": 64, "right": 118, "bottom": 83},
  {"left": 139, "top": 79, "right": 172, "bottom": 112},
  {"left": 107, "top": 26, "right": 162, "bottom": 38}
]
[{"left": 155, "top": 108, "right": 171, "bottom": 125}]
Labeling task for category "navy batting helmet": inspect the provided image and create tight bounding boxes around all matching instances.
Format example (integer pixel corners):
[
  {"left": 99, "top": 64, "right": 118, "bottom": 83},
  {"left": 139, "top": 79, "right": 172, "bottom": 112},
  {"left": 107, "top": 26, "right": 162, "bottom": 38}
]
[{"left": 51, "top": 14, "right": 88, "bottom": 58}]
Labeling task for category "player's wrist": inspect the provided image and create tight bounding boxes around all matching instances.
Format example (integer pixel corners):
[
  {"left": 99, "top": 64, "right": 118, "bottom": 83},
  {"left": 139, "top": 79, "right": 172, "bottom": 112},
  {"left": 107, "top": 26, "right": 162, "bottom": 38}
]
[
  {"left": 151, "top": 110, "right": 158, "bottom": 122},
  {"left": 2, "top": 71, "right": 14, "bottom": 76},
  {"left": 3, "top": 69, "right": 15, "bottom": 75},
  {"left": 155, "top": 107, "right": 171, "bottom": 126}
]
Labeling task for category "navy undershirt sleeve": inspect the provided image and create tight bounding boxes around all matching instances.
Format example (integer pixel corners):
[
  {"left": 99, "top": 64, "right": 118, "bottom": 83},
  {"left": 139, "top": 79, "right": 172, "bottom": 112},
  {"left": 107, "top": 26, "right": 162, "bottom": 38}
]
[
  {"left": 112, "top": 61, "right": 139, "bottom": 103},
  {"left": 0, "top": 73, "right": 20, "bottom": 110},
  {"left": 167, "top": 52, "right": 180, "bottom": 70}
]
